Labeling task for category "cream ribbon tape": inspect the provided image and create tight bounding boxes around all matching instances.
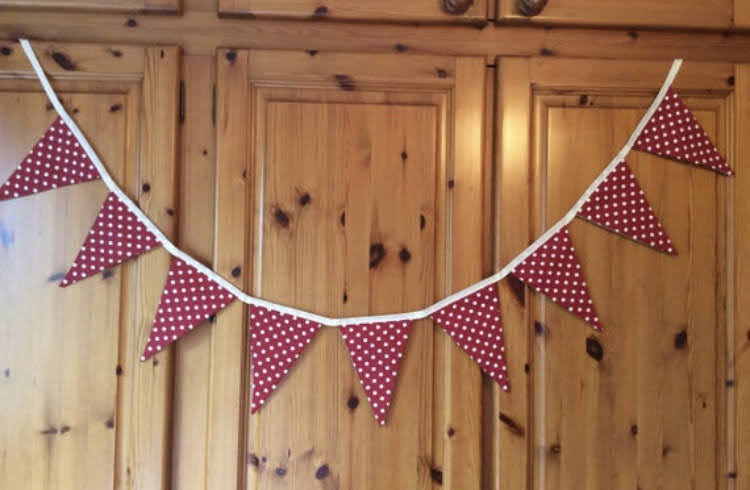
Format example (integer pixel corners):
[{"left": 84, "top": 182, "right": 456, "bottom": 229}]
[{"left": 19, "top": 38, "right": 681, "bottom": 326}]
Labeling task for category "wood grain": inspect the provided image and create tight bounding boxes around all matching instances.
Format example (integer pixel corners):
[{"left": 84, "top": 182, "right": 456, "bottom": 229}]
[
  {"left": 0, "top": 10, "right": 746, "bottom": 490},
  {"left": 219, "top": 0, "right": 486, "bottom": 23},
  {"left": 733, "top": 63, "right": 749, "bottom": 490},
  {"left": 736, "top": 0, "right": 750, "bottom": 29},
  {"left": 210, "top": 49, "right": 490, "bottom": 489},
  {"left": 209, "top": 47, "right": 251, "bottom": 490},
  {"left": 0, "top": 42, "right": 179, "bottom": 490},
  {"left": 491, "top": 56, "right": 532, "bottom": 490},
  {"left": 8, "top": 11, "right": 750, "bottom": 61},
  {"left": 0, "top": 88, "right": 124, "bottom": 490},
  {"left": 115, "top": 45, "right": 180, "bottom": 490},
  {"left": 526, "top": 61, "right": 730, "bottom": 490},
  {"left": 498, "top": 0, "right": 732, "bottom": 29},
  {"left": 0, "top": 40, "right": 144, "bottom": 79},
  {"left": 171, "top": 54, "right": 217, "bottom": 490},
  {"left": 434, "top": 56, "right": 487, "bottom": 490},
  {"left": 0, "top": 0, "right": 180, "bottom": 14}
]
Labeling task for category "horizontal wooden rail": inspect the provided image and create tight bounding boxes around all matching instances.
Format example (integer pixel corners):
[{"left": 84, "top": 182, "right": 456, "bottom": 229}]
[{"left": 3, "top": 11, "right": 750, "bottom": 60}]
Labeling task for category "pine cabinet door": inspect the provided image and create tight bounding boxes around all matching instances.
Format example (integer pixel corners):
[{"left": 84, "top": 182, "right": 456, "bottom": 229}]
[
  {"left": 492, "top": 57, "right": 735, "bottom": 490},
  {"left": 218, "top": 0, "right": 487, "bottom": 23},
  {"left": 181, "top": 49, "right": 490, "bottom": 490},
  {"left": 498, "top": 0, "right": 732, "bottom": 29},
  {"left": 0, "top": 40, "right": 178, "bottom": 489}
]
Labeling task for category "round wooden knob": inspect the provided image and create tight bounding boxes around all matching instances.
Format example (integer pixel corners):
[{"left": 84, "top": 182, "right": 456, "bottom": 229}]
[
  {"left": 442, "top": 0, "right": 473, "bottom": 15},
  {"left": 517, "top": 0, "right": 548, "bottom": 16}
]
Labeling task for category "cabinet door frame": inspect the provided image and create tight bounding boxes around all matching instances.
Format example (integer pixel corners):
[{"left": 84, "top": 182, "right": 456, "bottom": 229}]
[
  {"left": 0, "top": 39, "right": 179, "bottom": 490},
  {"left": 493, "top": 56, "right": 735, "bottom": 490},
  {"left": 208, "top": 48, "right": 490, "bottom": 489}
]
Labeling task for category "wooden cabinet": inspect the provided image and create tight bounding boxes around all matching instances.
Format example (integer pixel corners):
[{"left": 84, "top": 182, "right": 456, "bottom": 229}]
[
  {"left": 498, "top": 0, "right": 734, "bottom": 29},
  {"left": 0, "top": 40, "right": 178, "bottom": 490},
  {"left": 493, "top": 57, "right": 734, "bottom": 490},
  {"left": 0, "top": 0, "right": 179, "bottom": 13},
  {"left": 1, "top": 30, "right": 749, "bottom": 490},
  {"left": 218, "top": 0, "right": 488, "bottom": 23},
  {"left": 179, "top": 49, "right": 491, "bottom": 490}
]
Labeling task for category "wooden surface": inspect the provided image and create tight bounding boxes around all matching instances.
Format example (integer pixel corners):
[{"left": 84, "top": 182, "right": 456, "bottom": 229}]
[
  {"left": 0, "top": 41, "right": 178, "bottom": 489},
  {"left": 498, "top": 0, "right": 733, "bottom": 29},
  {"left": 219, "top": 0, "right": 486, "bottom": 23},
  {"left": 524, "top": 59, "right": 731, "bottom": 490},
  {"left": 9, "top": 11, "right": 750, "bottom": 61},
  {"left": 209, "top": 49, "right": 486, "bottom": 489},
  {"left": 734, "top": 64, "right": 749, "bottom": 490},
  {"left": 0, "top": 6, "right": 748, "bottom": 490},
  {"left": 0, "top": 0, "right": 179, "bottom": 13}
]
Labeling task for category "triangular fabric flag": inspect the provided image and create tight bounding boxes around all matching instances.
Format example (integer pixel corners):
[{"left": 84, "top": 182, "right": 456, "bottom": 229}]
[
  {"left": 430, "top": 283, "right": 509, "bottom": 390},
  {"left": 60, "top": 192, "right": 160, "bottom": 287},
  {"left": 141, "top": 257, "right": 236, "bottom": 360},
  {"left": 249, "top": 306, "right": 321, "bottom": 413},
  {"left": 0, "top": 116, "right": 100, "bottom": 201},
  {"left": 340, "top": 320, "right": 414, "bottom": 426},
  {"left": 633, "top": 88, "right": 733, "bottom": 176},
  {"left": 577, "top": 161, "right": 677, "bottom": 255},
  {"left": 512, "top": 227, "right": 602, "bottom": 330}
]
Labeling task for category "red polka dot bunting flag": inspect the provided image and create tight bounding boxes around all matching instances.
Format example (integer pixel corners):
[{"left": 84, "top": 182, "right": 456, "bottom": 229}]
[
  {"left": 249, "top": 306, "right": 321, "bottom": 413},
  {"left": 141, "top": 257, "right": 236, "bottom": 360},
  {"left": 0, "top": 117, "right": 100, "bottom": 201},
  {"left": 633, "top": 88, "right": 733, "bottom": 176},
  {"left": 430, "top": 283, "right": 509, "bottom": 390},
  {"left": 340, "top": 321, "right": 414, "bottom": 426},
  {"left": 60, "top": 192, "right": 160, "bottom": 287},
  {"left": 512, "top": 227, "right": 601, "bottom": 331},
  {"left": 577, "top": 161, "right": 676, "bottom": 255}
]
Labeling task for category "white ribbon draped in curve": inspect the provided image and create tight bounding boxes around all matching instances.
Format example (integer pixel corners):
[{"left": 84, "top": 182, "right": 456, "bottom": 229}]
[{"left": 19, "top": 38, "right": 682, "bottom": 327}]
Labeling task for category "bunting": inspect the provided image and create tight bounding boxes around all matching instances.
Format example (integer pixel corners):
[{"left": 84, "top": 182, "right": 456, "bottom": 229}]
[
  {"left": 0, "top": 116, "right": 100, "bottom": 201},
  {"left": 340, "top": 321, "right": 414, "bottom": 425},
  {"left": 633, "top": 88, "right": 733, "bottom": 176},
  {"left": 249, "top": 306, "right": 321, "bottom": 413},
  {"left": 5, "top": 43, "right": 738, "bottom": 428},
  {"left": 141, "top": 257, "right": 236, "bottom": 360},
  {"left": 512, "top": 227, "right": 601, "bottom": 330},
  {"left": 577, "top": 161, "right": 676, "bottom": 255},
  {"left": 431, "top": 283, "right": 509, "bottom": 390},
  {"left": 60, "top": 192, "right": 161, "bottom": 286}
]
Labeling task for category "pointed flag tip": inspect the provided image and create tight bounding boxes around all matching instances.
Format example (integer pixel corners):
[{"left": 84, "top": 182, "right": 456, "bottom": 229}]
[
  {"left": 60, "top": 192, "right": 160, "bottom": 287},
  {"left": 577, "top": 161, "right": 678, "bottom": 256},
  {"left": 431, "top": 283, "right": 510, "bottom": 390},
  {"left": 512, "top": 227, "right": 602, "bottom": 331},
  {"left": 250, "top": 306, "right": 321, "bottom": 413},
  {"left": 340, "top": 320, "right": 414, "bottom": 425},
  {"left": 141, "top": 257, "right": 236, "bottom": 360}
]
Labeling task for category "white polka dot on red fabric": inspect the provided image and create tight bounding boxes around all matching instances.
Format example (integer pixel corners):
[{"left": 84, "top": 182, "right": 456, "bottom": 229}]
[
  {"left": 577, "top": 161, "right": 676, "bottom": 255},
  {"left": 512, "top": 227, "right": 602, "bottom": 331},
  {"left": 634, "top": 88, "right": 733, "bottom": 176},
  {"left": 431, "top": 283, "right": 509, "bottom": 390},
  {"left": 249, "top": 306, "right": 320, "bottom": 413},
  {"left": 60, "top": 192, "right": 160, "bottom": 287},
  {"left": 0, "top": 116, "right": 100, "bottom": 201},
  {"left": 340, "top": 321, "right": 413, "bottom": 426},
  {"left": 141, "top": 257, "right": 236, "bottom": 360}
]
